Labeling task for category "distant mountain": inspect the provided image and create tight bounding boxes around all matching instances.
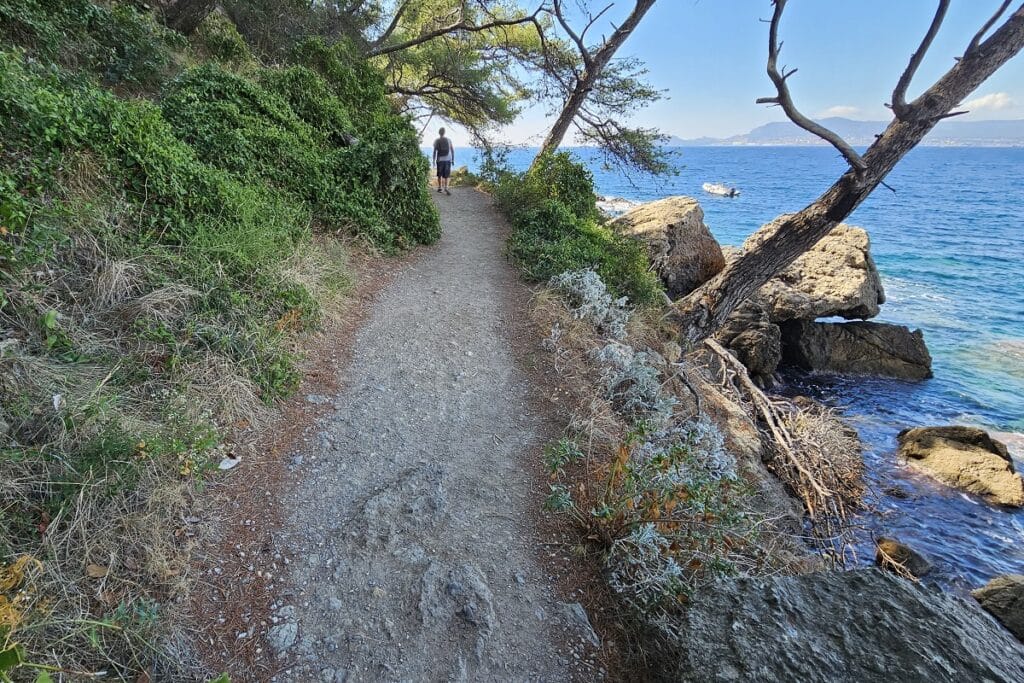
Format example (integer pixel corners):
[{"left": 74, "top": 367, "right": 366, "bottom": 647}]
[{"left": 668, "top": 117, "right": 1024, "bottom": 147}]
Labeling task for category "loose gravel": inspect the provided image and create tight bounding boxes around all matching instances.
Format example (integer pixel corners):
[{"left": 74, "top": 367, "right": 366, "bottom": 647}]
[{"left": 269, "top": 189, "right": 602, "bottom": 682}]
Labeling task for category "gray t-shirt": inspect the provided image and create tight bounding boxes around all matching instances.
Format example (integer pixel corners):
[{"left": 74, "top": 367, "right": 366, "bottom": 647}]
[{"left": 433, "top": 136, "right": 453, "bottom": 163}]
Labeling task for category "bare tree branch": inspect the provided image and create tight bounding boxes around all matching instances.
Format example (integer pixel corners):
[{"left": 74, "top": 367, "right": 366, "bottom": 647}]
[
  {"left": 369, "top": 0, "right": 414, "bottom": 49},
  {"left": 890, "top": 0, "right": 950, "bottom": 120},
  {"left": 756, "top": 0, "right": 866, "bottom": 175},
  {"left": 671, "top": 3, "right": 1024, "bottom": 347},
  {"left": 366, "top": 4, "right": 546, "bottom": 58},
  {"left": 969, "top": 0, "right": 1013, "bottom": 54}
]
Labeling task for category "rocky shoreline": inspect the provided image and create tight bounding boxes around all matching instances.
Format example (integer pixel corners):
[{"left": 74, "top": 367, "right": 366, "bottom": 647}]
[{"left": 599, "top": 195, "right": 1024, "bottom": 673}]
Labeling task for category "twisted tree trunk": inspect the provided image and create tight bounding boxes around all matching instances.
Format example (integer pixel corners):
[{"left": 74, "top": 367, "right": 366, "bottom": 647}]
[
  {"left": 535, "top": 0, "right": 656, "bottom": 162},
  {"left": 671, "top": 4, "right": 1024, "bottom": 347}
]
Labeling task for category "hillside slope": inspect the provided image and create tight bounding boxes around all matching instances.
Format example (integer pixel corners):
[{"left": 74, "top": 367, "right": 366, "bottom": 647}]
[{"left": 0, "top": 2, "right": 437, "bottom": 678}]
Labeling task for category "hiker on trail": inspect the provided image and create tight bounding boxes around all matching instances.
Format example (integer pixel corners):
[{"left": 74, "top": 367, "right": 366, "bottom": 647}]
[{"left": 432, "top": 127, "right": 453, "bottom": 196}]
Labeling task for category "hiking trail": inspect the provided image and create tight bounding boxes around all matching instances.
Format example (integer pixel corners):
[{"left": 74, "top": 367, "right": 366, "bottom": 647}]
[{"left": 266, "top": 189, "right": 604, "bottom": 682}]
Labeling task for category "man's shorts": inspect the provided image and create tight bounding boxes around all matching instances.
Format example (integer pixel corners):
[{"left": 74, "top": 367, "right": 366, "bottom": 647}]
[{"left": 436, "top": 160, "right": 452, "bottom": 179}]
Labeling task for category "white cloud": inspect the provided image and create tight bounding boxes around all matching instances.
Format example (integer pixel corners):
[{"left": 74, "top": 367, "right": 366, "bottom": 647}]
[
  {"left": 962, "top": 92, "right": 1014, "bottom": 112},
  {"left": 818, "top": 105, "right": 860, "bottom": 118}
]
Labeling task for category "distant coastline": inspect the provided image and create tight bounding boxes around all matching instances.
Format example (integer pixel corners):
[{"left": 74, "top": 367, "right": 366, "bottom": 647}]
[{"left": 669, "top": 116, "right": 1024, "bottom": 148}]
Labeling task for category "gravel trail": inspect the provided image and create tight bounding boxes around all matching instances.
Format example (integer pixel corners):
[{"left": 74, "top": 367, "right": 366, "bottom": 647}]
[{"left": 270, "top": 189, "right": 599, "bottom": 682}]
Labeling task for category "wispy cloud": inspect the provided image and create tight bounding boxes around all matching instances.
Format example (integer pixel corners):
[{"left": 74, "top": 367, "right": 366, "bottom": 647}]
[
  {"left": 817, "top": 105, "right": 860, "bottom": 118},
  {"left": 962, "top": 92, "right": 1014, "bottom": 112}
]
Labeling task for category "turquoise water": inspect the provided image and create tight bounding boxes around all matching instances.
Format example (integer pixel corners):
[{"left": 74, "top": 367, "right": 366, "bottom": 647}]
[{"left": 459, "top": 145, "right": 1024, "bottom": 590}]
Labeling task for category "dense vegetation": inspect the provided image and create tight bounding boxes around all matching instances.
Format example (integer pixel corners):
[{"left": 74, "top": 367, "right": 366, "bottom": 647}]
[
  {"left": 490, "top": 151, "right": 663, "bottom": 306},
  {"left": 0, "top": 1, "right": 437, "bottom": 677}
]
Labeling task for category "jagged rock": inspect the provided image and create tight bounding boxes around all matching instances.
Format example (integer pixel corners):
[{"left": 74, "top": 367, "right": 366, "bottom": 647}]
[
  {"left": 714, "top": 292, "right": 781, "bottom": 385},
  {"left": 750, "top": 220, "right": 885, "bottom": 322},
  {"left": 897, "top": 426, "right": 1024, "bottom": 507},
  {"left": 662, "top": 569, "right": 1024, "bottom": 682},
  {"left": 557, "top": 602, "right": 600, "bottom": 647},
  {"left": 610, "top": 196, "right": 725, "bottom": 298},
  {"left": 875, "top": 537, "right": 932, "bottom": 577},
  {"left": 972, "top": 574, "right": 1024, "bottom": 641},
  {"left": 780, "top": 320, "right": 932, "bottom": 380}
]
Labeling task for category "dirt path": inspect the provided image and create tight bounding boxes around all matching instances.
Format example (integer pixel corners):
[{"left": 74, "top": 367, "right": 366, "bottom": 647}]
[{"left": 266, "top": 189, "right": 602, "bottom": 682}]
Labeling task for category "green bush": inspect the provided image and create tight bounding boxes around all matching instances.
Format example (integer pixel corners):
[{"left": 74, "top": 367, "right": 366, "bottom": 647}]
[
  {"left": 0, "top": 0, "right": 184, "bottom": 89},
  {"left": 161, "top": 61, "right": 439, "bottom": 249},
  {"left": 494, "top": 152, "right": 662, "bottom": 305}
]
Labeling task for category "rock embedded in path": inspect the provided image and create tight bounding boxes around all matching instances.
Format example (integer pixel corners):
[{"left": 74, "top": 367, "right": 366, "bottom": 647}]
[
  {"left": 750, "top": 220, "right": 886, "bottom": 322},
  {"left": 663, "top": 569, "right": 1024, "bottom": 682},
  {"left": 897, "top": 426, "right": 1024, "bottom": 507},
  {"left": 610, "top": 196, "right": 725, "bottom": 298},
  {"left": 780, "top": 320, "right": 933, "bottom": 380},
  {"left": 972, "top": 574, "right": 1024, "bottom": 641},
  {"left": 875, "top": 537, "right": 932, "bottom": 577},
  {"left": 267, "top": 622, "right": 298, "bottom": 654}
]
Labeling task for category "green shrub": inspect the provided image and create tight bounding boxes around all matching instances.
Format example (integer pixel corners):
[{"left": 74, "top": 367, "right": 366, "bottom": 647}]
[
  {"left": 0, "top": 0, "right": 184, "bottom": 89},
  {"left": 494, "top": 153, "right": 662, "bottom": 306},
  {"left": 161, "top": 62, "right": 439, "bottom": 249},
  {"left": 191, "top": 10, "right": 252, "bottom": 65}
]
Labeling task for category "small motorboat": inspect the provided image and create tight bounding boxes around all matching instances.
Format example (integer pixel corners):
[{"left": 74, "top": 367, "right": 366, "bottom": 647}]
[{"left": 702, "top": 182, "right": 740, "bottom": 197}]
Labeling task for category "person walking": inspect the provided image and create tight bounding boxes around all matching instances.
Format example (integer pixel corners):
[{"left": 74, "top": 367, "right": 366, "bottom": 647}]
[{"left": 432, "top": 127, "right": 454, "bottom": 195}]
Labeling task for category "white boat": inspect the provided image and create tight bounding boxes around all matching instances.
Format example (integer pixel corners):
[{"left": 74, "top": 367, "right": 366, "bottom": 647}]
[{"left": 702, "top": 182, "right": 740, "bottom": 197}]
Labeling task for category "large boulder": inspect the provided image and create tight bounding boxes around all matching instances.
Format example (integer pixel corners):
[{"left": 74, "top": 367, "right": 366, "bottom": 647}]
[
  {"left": 972, "top": 574, "right": 1024, "bottom": 641},
  {"left": 897, "top": 426, "right": 1024, "bottom": 507},
  {"left": 611, "top": 196, "right": 725, "bottom": 298},
  {"left": 661, "top": 569, "right": 1024, "bottom": 682},
  {"left": 780, "top": 320, "right": 932, "bottom": 380},
  {"left": 749, "top": 220, "right": 886, "bottom": 322}
]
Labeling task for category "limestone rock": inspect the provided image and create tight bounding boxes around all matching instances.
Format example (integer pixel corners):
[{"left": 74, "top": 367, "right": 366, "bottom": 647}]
[
  {"left": 611, "top": 196, "right": 725, "bottom": 298},
  {"left": 897, "top": 426, "right": 1024, "bottom": 507},
  {"left": 780, "top": 320, "right": 932, "bottom": 380},
  {"left": 972, "top": 574, "right": 1024, "bottom": 641},
  {"left": 750, "top": 220, "right": 885, "bottom": 322},
  {"left": 662, "top": 569, "right": 1024, "bottom": 682},
  {"left": 875, "top": 537, "right": 932, "bottom": 577},
  {"left": 714, "top": 292, "right": 781, "bottom": 385}
]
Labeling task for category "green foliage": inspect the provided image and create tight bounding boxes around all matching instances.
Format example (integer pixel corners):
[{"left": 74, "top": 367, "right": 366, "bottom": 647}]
[
  {"left": 161, "top": 57, "right": 438, "bottom": 250},
  {"left": 493, "top": 152, "right": 662, "bottom": 305},
  {"left": 190, "top": 11, "right": 252, "bottom": 65},
  {"left": 0, "top": 2, "right": 439, "bottom": 677},
  {"left": 0, "top": 0, "right": 184, "bottom": 90}
]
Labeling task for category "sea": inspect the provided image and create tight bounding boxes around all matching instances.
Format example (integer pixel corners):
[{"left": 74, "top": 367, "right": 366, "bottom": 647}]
[{"left": 456, "top": 145, "right": 1024, "bottom": 591}]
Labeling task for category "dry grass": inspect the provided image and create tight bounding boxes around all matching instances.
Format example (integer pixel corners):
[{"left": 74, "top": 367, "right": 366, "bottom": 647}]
[
  {"left": 0, "top": 456, "right": 205, "bottom": 680},
  {"left": 702, "top": 339, "right": 865, "bottom": 566}
]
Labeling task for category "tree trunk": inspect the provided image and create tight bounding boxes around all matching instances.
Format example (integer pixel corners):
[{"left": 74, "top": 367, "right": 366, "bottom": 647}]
[
  {"left": 163, "top": 0, "right": 217, "bottom": 35},
  {"left": 535, "top": 0, "right": 656, "bottom": 161},
  {"left": 671, "top": 6, "right": 1024, "bottom": 347}
]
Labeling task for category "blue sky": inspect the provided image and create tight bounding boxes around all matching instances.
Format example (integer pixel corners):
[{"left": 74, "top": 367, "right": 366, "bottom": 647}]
[{"left": 429, "top": 1, "right": 1024, "bottom": 145}]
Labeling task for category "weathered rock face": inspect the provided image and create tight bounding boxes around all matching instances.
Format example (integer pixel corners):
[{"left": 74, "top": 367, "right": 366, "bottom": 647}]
[
  {"left": 660, "top": 569, "right": 1024, "bottom": 682},
  {"left": 875, "top": 537, "right": 932, "bottom": 577},
  {"left": 749, "top": 220, "right": 886, "bottom": 322},
  {"left": 972, "top": 574, "right": 1024, "bottom": 642},
  {"left": 611, "top": 196, "right": 725, "bottom": 298},
  {"left": 714, "top": 292, "right": 781, "bottom": 385},
  {"left": 780, "top": 320, "right": 933, "bottom": 380},
  {"left": 897, "top": 426, "right": 1024, "bottom": 507}
]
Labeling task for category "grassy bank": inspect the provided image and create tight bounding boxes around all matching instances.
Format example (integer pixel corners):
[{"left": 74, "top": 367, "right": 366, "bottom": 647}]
[{"left": 0, "top": 2, "right": 437, "bottom": 678}]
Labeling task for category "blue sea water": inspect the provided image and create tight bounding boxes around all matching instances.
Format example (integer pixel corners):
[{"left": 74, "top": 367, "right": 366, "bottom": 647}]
[{"left": 458, "top": 145, "right": 1024, "bottom": 590}]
